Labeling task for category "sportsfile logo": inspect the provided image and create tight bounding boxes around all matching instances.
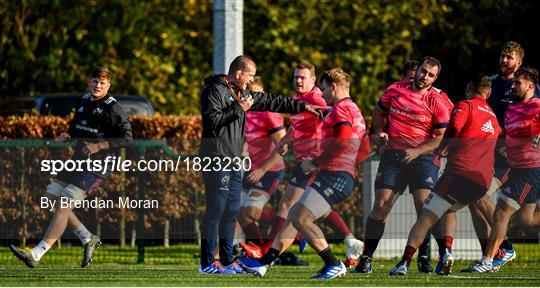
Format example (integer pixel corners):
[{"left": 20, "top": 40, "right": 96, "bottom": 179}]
[{"left": 481, "top": 120, "right": 495, "bottom": 134}]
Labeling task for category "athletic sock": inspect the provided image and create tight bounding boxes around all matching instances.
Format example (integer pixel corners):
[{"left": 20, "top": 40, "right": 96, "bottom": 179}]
[
  {"left": 444, "top": 236, "right": 453, "bottom": 252},
  {"left": 344, "top": 234, "right": 357, "bottom": 248},
  {"left": 260, "top": 248, "right": 280, "bottom": 265},
  {"left": 481, "top": 256, "right": 493, "bottom": 266},
  {"left": 31, "top": 241, "right": 51, "bottom": 261},
  {"left": 436, "top": 235, "right": 453, "bottom": 256},
  {"left": 262, "top": 216, "right": 286, "bottom": 253},
  {"left": 418, "top": 229, "right": 431, "bottom": 257},
  {"left": 73, "top": 224, "right": 92, "bottom": 245},
  {"left": 242, "top": 222, "right": 264, "bottom": 246},
  {"left": 363, "top": 216, "right": 385, "bottom": 258},
  {"left": 324, "top": 210, "right": 351, "bottom": 239},
  {"left": 402, "top": 245, "right": 417, "bottom": 265},
  {"left": 260, "top": 208, "right": 277, "bottom": 225},
  {"left": 318, "top": 247, "right": 340, "bottom": 267}
]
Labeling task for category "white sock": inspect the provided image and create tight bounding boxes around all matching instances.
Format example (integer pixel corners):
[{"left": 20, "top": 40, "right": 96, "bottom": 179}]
[
  {"left": 481, "top": 256, "right": 493, "bottom": 266},
  {"left": 73, "top": 224, "right": 93, "bottom": 245},
  {"left": 31, "top": 241, "right": 51, "bottom": 261},
  {"left": 344, "top": 234, "right": 356, "bottom": 247}
]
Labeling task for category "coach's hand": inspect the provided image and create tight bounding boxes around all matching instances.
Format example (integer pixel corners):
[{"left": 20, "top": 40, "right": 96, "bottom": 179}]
[
  {"left": 57, "top": 132, "right": 71, "bottom": 142},
  {"left": 239, "top": 95, "right": 254, "bottom": 111},
  {"left": 301, "top": 159, "right": 317, "bottom": 175},
  {"left": 246, "top": 168, "right": 266, "bottom": 183},
  {"left": 402, "top": 148, "right": 421, "bottom": 163},
  {"left": 304, "top": 104, "right": 325, "bottom": 119}
]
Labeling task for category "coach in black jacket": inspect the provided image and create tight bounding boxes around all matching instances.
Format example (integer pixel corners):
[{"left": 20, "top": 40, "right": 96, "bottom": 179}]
[{"left": 198, "top": 55, "right": 319, "bottom": 273}]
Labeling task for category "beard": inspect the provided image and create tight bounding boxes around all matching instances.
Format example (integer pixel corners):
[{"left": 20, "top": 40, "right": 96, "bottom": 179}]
[
  {"left": 511, "top": 90, "right": 526, "bottom": 102},
  {"left": 414, "top": 79, "right": 429, "bottom": 90},
  {"left": 500, "top": 63, "right": 517, "bottom": 76}
]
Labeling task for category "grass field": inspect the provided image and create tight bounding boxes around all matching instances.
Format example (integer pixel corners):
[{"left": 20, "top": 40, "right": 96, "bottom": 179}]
[{"left": 1, "top": 244, "right": 540, "bottom": 286}]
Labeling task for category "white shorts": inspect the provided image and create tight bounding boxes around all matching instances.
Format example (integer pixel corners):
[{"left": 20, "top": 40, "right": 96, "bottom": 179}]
[
  {"left": 298, "top": 186, "right": 331, "bottom": 219},
  {"left": 46, "top": 180, "right": 86, "bottom": 202},
  {"left": 423, "top": 192, "right": 464, "bottom": 218}
]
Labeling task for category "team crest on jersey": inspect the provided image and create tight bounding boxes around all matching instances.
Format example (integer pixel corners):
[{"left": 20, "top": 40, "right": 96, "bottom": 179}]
[{"left": 93, "top": 107, "right": 103, "bottom": 115}]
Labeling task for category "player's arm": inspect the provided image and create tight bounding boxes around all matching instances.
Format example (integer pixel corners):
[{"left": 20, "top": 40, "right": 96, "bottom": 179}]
[
  {"left": 437, "top": 101, "right": 470, "bottom": 154},
  {"left": 302, "top": 121, "right": 353, "bottom": 174},
  {"left": 373, "top": 86, "right": 395, "bottom": 147},
  {"left": 373, "top": 104, "right": 388, "bottom": 145},
  {"left": 83, "top": 104, "right": 133, "bottom": 157},
  {"left": 402, "top": 128, "right": 445, "bottom": 163},
  {"left": 403, "top": 95, "right": 450, "bottom": 163},
  {"left": 274, "top": 126, "right": 293, "bottom": 155},
  {"left": 245, "top": 127, "right": 287, "bottom": 183}
]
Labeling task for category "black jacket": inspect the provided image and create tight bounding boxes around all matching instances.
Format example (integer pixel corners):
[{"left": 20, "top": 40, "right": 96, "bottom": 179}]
[{"left": 199, "top": 75, "right": 306, "bottom": 158}]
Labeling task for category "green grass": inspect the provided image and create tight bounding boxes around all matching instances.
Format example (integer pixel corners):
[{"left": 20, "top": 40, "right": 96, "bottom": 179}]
[{"left": 1, "top": 244, "right": 540, "bottom": 286}]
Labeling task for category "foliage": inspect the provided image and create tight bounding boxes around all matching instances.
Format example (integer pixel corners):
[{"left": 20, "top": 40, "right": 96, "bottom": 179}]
[
  {"left": 1, "top": 1, "right": 537, "bottom": 115},
  {"left": 0, "top": 0, "right": 212, "bottom": 115}
]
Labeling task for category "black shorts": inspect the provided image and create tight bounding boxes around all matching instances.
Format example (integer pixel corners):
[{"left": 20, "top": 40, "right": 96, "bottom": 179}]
[
  {"left": 243, "top": 169, "right": 284, "bottom": 196},
  {"left": 374, "top": 149, "right": 439, "bottom": 193},
  {"left": 289, "top": 162, "right": 314, "bottom": 189},
  {"left": 501, "top": 168, "right": 540, "bottom": 207},
  {"left": 432, "top": 173, "right": 488, "bottom": 206}
]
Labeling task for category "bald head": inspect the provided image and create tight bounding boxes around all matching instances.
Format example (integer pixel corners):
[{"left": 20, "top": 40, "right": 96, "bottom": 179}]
[
  {"left": 228, "top": 55, "right": 256, "bottom": 76},
  {"left": 227, "top": 55, "right": 257, "bottom": 91}
]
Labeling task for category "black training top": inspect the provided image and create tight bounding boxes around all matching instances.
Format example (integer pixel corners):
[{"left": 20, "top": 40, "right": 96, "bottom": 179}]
[{"left": 67, "top": 93, "right": 133, "bottom": 167}]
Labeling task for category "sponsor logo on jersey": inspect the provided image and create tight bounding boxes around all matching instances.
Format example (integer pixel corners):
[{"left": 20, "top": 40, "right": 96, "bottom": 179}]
[{"left": 481, "top": 120, "right": 495, "bottom": 134}]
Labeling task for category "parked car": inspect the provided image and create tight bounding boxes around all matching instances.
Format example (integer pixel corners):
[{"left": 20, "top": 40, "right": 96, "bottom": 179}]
[{"left": 0, "top": 93, "right": 155, "bottom": 116}]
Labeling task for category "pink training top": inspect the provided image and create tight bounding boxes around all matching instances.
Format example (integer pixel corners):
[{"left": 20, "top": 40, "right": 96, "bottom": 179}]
[
  {"left": 319, "top": 98, "right": 366, "bottom": 177},
  {"left": 378, "top": 81, "right": 450, "bottom": 150},
  {"left": 443, "top": 97, "right": 501, "bottom": 188},
  {"left": 504, "top": 97, "right": 540, "bottom": 168},
  {"left": 290, "top": 87, "right": 329, "bottom": 160},
  {"left": 245, "top": 111, "right": 286, "bottom": 171}
]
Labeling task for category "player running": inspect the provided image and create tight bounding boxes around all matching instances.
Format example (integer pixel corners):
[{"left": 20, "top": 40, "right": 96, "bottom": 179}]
[
  {"left": 388, "top": 74, "right": 501, "bottom": 276},
  {"left": 10, "top": 67, "right": 132, "bottom": 268},
  {"left": 238, "top": 77, "right": 287, "bottom": 250},
  {"left": 355, "top": 57, "right": 450, "bottom": 274},
  {"left": 240, "top": 63, "right": 364, "bottom": 266},
  {"left": 238, "top": 68, "right": 366, "bottom": 279},
  {"left": 470, "top": 67, "right": 540, "bottom": 273}
]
